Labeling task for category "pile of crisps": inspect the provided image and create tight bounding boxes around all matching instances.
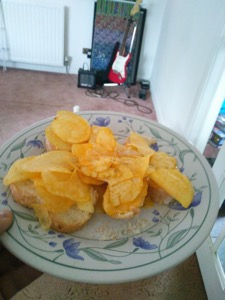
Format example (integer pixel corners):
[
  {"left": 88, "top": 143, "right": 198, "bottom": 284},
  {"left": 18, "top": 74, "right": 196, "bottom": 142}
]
[
  {"left": 4, "top": 110, "right": 195, "bottom": 221},
  {"left": 45, "top": 111, "right": 194, "bottom": 218},
  {"left": 3, "top": 150, "right": 96, "bottom": 215}
]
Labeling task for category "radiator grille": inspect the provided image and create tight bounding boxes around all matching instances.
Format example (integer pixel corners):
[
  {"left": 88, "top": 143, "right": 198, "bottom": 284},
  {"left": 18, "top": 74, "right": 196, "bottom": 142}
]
[{"left": 2, "top": 0, "right": 65, "bottom": 67}]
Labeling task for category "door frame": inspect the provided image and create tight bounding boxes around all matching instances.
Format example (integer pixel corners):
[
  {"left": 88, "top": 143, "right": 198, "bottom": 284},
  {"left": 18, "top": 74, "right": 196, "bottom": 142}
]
[{"left": 185, "top": 27, "right": 225, "bottom": 153}]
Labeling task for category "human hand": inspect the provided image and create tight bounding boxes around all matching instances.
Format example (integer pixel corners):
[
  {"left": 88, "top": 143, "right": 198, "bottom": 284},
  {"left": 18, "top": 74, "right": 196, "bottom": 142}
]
[{"left": 0, "top": 210, "right": 13, "bottom": 234}]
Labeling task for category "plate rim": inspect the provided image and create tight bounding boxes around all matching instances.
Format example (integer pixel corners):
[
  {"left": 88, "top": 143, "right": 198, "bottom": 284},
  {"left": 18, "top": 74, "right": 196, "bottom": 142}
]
[{"left": 0, "top": 111, "right": 219, "bottom": 283}]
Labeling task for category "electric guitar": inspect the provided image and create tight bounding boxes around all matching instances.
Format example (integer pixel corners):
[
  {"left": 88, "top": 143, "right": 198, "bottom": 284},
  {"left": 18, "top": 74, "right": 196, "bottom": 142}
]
[{"left": 108, "top": 0, "right": 142, "bottom": 84}]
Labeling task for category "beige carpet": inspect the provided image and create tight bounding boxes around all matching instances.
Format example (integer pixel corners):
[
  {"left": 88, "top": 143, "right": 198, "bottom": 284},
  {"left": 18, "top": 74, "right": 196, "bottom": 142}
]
[{"left": 0, "top": 69, "right": 207, "bottom": 299}]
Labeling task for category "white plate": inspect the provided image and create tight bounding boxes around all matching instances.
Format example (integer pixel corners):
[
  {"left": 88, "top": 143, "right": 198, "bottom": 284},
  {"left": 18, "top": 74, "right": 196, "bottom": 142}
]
[{"left": 0, "top": 111, "right": 219, "bottom": 283}]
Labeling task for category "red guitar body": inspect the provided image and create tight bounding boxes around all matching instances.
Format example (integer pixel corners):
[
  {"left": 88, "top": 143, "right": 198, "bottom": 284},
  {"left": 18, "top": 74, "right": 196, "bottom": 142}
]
[{"left": 108, "top": 52, "right": 132, "bottom": 84}]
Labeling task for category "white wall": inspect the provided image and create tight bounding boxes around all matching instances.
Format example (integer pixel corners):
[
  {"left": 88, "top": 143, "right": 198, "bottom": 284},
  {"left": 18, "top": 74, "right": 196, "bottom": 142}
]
[
  {"left": 1, "top": 0, "right": 166, "bottom": 79},
  {"left": 137, "top": 0, "right": 167, "bottom": 80},
  {"left": 150, "top": 0, "right": 225, "bottom": 150},
  {"left": 65, "top": 0, "right": 96, "bottom": 73}
]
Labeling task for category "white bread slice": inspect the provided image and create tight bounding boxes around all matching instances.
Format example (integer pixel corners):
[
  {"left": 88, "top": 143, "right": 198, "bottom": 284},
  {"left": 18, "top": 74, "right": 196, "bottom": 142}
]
[
  {"left": 49, "top": 206, "right": 91, "bottom": 233},
  {"left": 10, "top": 180, "right": 41, "bottom": 208},
  {"left": 10, "top": 180, "right": 92, "bottom": 233}
]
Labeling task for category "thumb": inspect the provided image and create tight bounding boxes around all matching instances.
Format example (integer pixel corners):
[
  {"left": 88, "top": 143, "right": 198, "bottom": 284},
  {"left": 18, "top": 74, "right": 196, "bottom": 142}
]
[{"left": 0, "top": 210, "right": 13, "bottom": 234}]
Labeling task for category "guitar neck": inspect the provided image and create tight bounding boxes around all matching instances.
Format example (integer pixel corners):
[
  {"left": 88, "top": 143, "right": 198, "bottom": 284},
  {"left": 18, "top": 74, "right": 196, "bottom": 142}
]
[
  {"left": 119, "top": 18, "right": 133, "bottom": 56},
  {"left": 118, "top": 0, "right": 142, "bottom": 56}
]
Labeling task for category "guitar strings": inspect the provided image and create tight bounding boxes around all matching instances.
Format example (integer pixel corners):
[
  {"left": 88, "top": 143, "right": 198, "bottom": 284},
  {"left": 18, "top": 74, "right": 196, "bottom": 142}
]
[{"left": 85, "top": 87, "right": 152, "bottom": 114}]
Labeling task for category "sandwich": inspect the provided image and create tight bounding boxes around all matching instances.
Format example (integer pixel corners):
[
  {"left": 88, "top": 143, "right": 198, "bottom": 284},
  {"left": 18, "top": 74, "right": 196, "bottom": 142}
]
[{"left": 3, "top": 110, "right": 195, "bottom": 233}]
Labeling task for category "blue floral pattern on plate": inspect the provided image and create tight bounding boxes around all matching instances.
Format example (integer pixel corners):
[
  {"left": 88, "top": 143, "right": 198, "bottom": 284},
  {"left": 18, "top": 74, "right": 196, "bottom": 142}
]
[{"left": 0, "top": 112, "right": 219, "bottom": 283}]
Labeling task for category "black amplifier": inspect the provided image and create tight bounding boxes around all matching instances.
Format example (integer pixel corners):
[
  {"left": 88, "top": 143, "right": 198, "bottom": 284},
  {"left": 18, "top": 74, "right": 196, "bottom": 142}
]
[{"left": 78, "top": 68, "right": 96, "bottom": 89}]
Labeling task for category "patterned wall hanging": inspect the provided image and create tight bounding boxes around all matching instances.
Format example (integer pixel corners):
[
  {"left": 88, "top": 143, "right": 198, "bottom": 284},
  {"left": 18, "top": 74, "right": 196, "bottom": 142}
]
[{"left": 91, "top": 0, "right": 146, "bottom": 85}]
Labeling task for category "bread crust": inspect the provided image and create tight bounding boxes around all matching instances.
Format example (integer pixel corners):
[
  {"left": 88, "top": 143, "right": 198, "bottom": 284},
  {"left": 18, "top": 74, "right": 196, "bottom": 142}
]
[
  {"left": 49, "top": 206, "right": 91, "bottom": 233},
  {"left": 10, "top": 180, "right": 92, "bottom": 233},
  {"left": 10, "top": 180, "right": 41, "bottom": 208},
  {"left": 147, "top": 179, "right": 172, "bottom": 204},
  {"left": 45, "top": 137, "right": 57, "bottom": 151}
]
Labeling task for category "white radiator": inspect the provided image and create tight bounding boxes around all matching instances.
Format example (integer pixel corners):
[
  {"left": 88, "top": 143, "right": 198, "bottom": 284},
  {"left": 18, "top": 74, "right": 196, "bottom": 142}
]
[{"left": 2, "top": 0, "right": 65, "bottom": 67}]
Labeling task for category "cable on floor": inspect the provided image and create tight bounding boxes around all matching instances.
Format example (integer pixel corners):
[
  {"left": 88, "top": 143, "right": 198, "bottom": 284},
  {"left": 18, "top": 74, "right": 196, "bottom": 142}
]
[{"left": 85, "top": 87, "right": 152, "bottom": 114}]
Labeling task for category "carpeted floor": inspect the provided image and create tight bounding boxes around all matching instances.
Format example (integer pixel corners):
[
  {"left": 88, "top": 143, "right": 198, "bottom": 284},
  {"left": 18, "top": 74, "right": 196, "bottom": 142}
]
[{"left": 0, "top": 69, "right": 207, "bottom": 299}]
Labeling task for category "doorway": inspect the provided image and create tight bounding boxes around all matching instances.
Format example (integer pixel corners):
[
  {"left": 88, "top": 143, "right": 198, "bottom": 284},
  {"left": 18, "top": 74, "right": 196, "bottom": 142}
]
[{"left": 186, "top": 35, "right": 225, "bottom": 154}]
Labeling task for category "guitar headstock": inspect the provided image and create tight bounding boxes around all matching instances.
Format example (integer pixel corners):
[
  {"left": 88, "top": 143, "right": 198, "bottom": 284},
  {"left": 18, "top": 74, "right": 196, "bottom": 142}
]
[{"left": 130, "top": 0, "right": 142, "bottom": 17}]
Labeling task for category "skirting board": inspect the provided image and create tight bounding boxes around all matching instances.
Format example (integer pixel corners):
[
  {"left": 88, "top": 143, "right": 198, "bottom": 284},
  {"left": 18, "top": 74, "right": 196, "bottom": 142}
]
[
  {"left": 0, "top": 61, "right": 69, "bottom": 74},
  {"left": 150, "top": 86, "right": 167, "bottom": 128}
]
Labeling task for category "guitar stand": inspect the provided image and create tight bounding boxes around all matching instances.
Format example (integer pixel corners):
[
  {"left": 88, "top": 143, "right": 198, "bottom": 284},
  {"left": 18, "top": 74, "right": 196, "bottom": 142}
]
[
  {"left": 124, "top": 83, "right": 131, "bottom": 98},
  {"left": 103, "top": 82, "right": 131, "bottom": 99},
  {"left": 122, "top": 21, "right": 137, "bottom": 99}
]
